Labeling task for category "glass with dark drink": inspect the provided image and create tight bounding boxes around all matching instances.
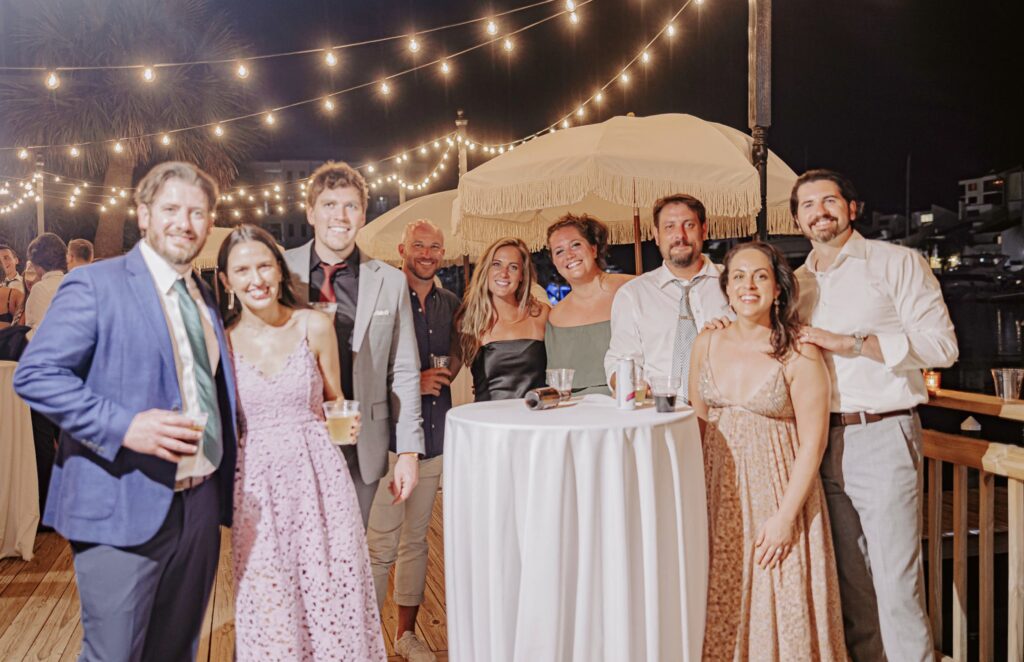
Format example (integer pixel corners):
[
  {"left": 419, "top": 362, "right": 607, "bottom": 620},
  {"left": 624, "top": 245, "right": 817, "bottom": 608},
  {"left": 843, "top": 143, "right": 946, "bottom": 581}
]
[{"left": 649, "top": 376, "right": 680, "bottom": 413}]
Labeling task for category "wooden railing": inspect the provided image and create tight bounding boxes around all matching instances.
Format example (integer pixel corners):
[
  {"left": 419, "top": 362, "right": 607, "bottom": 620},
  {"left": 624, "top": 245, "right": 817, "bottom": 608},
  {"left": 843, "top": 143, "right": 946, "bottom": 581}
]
[{"left": 923, "top": 389, "right": 1024, "bottom": 662}]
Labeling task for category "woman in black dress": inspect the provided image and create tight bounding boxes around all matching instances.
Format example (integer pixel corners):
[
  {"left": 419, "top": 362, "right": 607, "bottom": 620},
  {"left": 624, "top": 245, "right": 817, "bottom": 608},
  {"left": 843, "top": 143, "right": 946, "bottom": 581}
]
[{"left": 457, "top": 237, "right": 548, "bottom": 401}]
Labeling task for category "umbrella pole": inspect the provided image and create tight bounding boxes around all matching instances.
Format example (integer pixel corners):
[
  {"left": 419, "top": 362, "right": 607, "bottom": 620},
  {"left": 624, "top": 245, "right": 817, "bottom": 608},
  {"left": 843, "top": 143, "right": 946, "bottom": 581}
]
[
  {"left": 462, "top": 254, "right": 470, "bottom": 288},
  {"left": 632, "top": 178, "right": 643, "bottom": 275}
]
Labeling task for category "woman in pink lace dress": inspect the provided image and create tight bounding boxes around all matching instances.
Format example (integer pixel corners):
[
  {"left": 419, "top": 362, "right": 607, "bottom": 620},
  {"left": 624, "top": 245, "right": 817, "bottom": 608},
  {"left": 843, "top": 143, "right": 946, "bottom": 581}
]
[{"left": 218, "top": 225, "right": 385, "bottom": 661}]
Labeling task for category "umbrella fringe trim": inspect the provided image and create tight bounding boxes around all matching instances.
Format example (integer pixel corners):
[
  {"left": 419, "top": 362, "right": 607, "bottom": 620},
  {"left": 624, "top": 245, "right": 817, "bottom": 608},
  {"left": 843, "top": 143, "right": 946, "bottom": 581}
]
[{"left": 459, "top": 170, "right": 761, "bottom": 219}]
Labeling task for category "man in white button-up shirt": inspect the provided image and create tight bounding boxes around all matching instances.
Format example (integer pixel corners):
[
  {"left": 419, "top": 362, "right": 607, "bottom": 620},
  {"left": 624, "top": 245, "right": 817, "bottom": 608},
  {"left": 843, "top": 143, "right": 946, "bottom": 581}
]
[
  {"left": 793, "top": 169, "right": 958, "bottom": 662},
  {"left": 605, "top": 194, "right": 732, "bottom": 398}
]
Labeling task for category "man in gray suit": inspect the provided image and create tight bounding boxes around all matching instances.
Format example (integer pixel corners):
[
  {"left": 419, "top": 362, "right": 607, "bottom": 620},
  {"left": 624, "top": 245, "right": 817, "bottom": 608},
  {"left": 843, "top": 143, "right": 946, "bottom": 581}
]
[{"left": 285, "top": 161, "right": 423, "bottom": 525}]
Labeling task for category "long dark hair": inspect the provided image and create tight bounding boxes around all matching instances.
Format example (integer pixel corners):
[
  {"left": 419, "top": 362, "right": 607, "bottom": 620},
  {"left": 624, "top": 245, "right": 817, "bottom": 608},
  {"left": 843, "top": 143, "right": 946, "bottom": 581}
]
[
  {"left": 719, "top": 241, "right": 801, "bottom": 361},
  {"left": 545, "top": 213, "right": 610, "bottom": 272},
  {"left": 217, "top": 224, "right": 298, "bottom": 318}
]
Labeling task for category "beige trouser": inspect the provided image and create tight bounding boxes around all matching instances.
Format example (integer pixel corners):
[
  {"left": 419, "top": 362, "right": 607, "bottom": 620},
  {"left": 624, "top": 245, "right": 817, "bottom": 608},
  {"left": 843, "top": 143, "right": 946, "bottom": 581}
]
[{"left": 367, "top": 452, "right": 443, "bottom": 610}]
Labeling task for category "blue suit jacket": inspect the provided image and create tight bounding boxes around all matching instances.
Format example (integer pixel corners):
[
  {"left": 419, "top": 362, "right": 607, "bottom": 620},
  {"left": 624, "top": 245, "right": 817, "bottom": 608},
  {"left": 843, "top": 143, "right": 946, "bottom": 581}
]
[{"left": 13, "top": 244, "right": 238, "bottom": 547}]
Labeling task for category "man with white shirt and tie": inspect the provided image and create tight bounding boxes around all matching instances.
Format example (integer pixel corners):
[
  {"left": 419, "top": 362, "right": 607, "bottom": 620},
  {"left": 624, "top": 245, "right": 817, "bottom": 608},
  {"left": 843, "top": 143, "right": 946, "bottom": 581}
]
[
  {"left": 792, "top": 169, "right": 958, "bottom": 662},
  {"left": 605, "top": 193, "right": 732, "bottom": 401},
  {"left": 14, "top": 162, "right": 238, "bottom": 661}
]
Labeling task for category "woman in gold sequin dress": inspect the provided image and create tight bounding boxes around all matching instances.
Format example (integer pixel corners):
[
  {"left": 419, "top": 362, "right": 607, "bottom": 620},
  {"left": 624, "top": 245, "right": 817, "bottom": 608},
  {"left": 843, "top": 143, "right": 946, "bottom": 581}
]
[{"left": 689, "top": 242, "right": 848, "bottom": 661}]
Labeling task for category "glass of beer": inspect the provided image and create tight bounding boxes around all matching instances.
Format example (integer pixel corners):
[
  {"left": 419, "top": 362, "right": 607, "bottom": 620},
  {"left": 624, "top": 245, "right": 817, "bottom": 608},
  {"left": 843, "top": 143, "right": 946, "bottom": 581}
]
[
  {"left": 649, "top": 375, "right": 681, "bottom": 413},
  {"left": 634, "top": 364, "right": 650, "bottom": 406},
  {"left": 322, "top": 399, "right": 360, "bottom": 445}
]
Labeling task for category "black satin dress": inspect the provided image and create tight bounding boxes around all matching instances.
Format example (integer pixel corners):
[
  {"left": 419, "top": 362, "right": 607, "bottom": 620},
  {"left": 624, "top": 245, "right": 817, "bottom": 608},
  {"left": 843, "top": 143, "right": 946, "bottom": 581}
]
[{"left": 471, "top": 339, "right": 547, "bottom": 402}]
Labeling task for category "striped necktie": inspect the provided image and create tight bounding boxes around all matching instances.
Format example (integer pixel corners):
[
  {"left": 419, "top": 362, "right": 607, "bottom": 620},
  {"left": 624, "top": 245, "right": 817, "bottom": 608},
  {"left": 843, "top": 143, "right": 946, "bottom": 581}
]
[
  {"left": 671, "top": 278, "right": 701, "bottom": 403},
  {"left": 172, "top": 278, "right": 223, "bottom": 468}
]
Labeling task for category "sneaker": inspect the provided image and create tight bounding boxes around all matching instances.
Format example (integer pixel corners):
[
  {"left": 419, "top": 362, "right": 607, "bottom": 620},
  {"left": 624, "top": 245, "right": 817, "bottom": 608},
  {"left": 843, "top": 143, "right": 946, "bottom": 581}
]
[{"left": 395, "top": 631, "right": 436, "bottom": 662}]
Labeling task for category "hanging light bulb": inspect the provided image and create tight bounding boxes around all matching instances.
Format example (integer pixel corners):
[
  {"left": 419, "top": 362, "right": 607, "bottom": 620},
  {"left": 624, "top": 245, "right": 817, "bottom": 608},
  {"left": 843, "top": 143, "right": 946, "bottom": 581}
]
[
  {"left": 213, "top": 124, "right": 225, "bottom": 137},
  {"left": 595, "top": 91, "right": 604, "bottom": 102},
  {"left": 666, "top": 23, "right": 677, "bottom": 37},
  {"left": 18, "top": 149, "right": 29, "bottom": 160},
  {"left": 695, "top": 0, "right": 704, "bottom": 4},
  {"left": 565, "top": 0, "right": 576, "bottom": 10},
  {"left": 142, "top": 67, "right": 155, "bottom": 83},
  {"left": 440, "top": 60, "right": 451, "bottom": 75},
  {"left": 119, "top": 190, "right": 127, "bottom": 198},
  {"left": 620, "top": 71, "right": 630, "bottom": 84},
  {"left": 113, "top": 141, "right": 124, "bottom": 153},
  {"left": 69, "top": 146, "right": 80, "bottom": 158},
  {"left": 264, "top": 112, "right": 275, "bottom": 125},
  {"left": 408, "top": 37, "right": 420, "bottom": 53},
  {"left": 73, "top": 187, "right": 81, "bottom": 195},
  {"left": 486, "top": 20, "right": 498, "bottom": 35},
  {"left": 323, "top": 98, "right": 335, "bottom": 111},
  {"left": 561, "top": 119, "right": 570, "bottom": 129},
  {"left": 235, "top": 62, "right": 250, "bottom": 79},
  {"left": 380, "top": 81, "right": 391, "bottom": 95},
  {"left": 44, "top": 71, "right": 60, "bottom": 90},
  {"left": 569, "top": 11, "right": 579, "bottom": 24},
  {"left": 419, "top": 146, "right": 427, "bottom": 155},
  {"left": 433, "top": 141, "right": 440, "bottom": 149},
  {"left": 324, "top": 50, "right": 338, "bottom": 67},
  {"left": 160, "top": 133, "right": 171, "bottom": 146},
  {"left": 367, "top": 165, "right": 375, "bottom": 173},
  {"left": 503, "top": 38, "right": 514, "bottom": 52},
  {"left": 641, "top": 51, "right": 651, "bottom": 64}
]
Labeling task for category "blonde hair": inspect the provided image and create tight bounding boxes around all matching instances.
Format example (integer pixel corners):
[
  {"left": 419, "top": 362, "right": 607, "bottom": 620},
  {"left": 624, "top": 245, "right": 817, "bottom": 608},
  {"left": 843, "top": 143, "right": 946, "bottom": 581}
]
[
  {"left": 134, "top": 161, "right": 219, "bottom": 212},
  {"left": 457, "top": 237, "right": 540, "bottom": 365}
]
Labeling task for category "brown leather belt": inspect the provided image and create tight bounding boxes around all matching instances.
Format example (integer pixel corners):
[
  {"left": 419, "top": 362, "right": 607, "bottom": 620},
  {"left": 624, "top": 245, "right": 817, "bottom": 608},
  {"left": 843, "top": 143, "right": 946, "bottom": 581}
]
[{"left": 829, "top": 408, "right": 915, "bottom": 427}]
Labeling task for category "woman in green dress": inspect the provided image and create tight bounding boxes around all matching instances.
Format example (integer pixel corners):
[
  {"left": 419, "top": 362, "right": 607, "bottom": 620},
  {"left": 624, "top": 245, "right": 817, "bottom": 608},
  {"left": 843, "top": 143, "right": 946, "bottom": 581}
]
[{"left": 544, "top": 214, "right": 633, "bottom": 396}]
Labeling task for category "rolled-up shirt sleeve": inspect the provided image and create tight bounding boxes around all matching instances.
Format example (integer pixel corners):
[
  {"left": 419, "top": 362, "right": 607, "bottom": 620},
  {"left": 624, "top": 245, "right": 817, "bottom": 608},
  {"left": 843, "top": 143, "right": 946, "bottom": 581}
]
[
  {"left": 605, "top": 286, "right": 644, "bottom": 385},
  {"left": 878, "top": 250, "right": 958, "bottom": 371}
]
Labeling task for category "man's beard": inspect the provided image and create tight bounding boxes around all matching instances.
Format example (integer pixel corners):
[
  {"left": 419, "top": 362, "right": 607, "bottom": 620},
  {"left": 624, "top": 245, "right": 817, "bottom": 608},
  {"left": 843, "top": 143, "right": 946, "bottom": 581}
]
[
  {"left": 406, "top": 258, "right": 438, "bottom": 282},
  {"left": 147, "top": 232, "right": 201, "bottom": 266},
  {"left": 665, "top": 241, "right": 700, "bottom": 269},
  {"left": 804, "top": 214, "right": 844, "bottom": 243}
]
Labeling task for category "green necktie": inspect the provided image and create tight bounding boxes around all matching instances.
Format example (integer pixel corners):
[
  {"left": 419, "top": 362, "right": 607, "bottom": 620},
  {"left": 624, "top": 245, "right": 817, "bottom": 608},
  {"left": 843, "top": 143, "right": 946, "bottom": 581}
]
[{"left": 173, "top": 278, "right": 223, "bottom": 468}]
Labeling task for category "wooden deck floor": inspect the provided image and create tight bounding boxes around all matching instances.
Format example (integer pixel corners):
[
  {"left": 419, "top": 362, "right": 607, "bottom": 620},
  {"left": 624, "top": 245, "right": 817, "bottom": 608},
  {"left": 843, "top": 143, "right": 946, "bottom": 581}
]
[{"left": 0, "top": 495, "right": 448, "bottom": 661}]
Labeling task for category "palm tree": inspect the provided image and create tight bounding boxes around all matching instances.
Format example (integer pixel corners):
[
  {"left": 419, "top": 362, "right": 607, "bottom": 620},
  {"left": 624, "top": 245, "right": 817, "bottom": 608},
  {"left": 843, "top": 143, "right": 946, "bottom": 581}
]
[{"left": 0, "top": 0, "right": 262, "bottom": 256}]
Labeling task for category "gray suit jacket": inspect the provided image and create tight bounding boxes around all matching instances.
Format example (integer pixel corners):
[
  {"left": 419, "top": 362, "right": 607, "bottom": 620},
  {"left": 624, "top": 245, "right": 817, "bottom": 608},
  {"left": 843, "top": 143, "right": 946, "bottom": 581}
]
[{"left": 284, "top": 240, "right": 424, "bottom": 484}]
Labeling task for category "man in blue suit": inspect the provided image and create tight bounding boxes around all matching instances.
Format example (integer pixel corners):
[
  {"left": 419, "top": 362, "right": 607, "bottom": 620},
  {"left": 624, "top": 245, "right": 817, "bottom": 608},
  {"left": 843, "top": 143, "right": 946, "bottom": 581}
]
[{"left": 14, "top": 161, "right": 237, "bottom": 662}]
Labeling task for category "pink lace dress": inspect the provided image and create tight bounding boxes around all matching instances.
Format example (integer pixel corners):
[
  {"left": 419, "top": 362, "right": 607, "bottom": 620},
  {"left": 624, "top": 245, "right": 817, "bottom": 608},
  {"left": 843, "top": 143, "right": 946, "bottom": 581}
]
[{"left": 232, "top": 333, "right": 385, "bottom": 661}]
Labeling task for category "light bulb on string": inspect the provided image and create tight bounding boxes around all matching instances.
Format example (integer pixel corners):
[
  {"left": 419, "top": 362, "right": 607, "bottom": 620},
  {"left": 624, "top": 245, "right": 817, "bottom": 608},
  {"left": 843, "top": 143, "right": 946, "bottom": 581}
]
[
  {"left": 433, "top": 141, "right": 440, "bottom": 149},
  {"left": 367, "top": 165, "right": 375, "bottom": 173},
  {"left": 695, "top": 0, "right": 704, "bottom": 4},
  {"left": 503, "top": 38, "right": 514, "bottom": 52},
  {"left": 323, "top": 98, "right": 335, "bottom": 112},
  {"left": 18, "top": 149, "right": 29, "bottom": 160},
  {"left": 620, "top": 71, "right": 630, "bottom": 84},
  {"left": 440, "top": 60, "right": 451, "bottom": 75},
  {"left": 380, "top": 81, "right": 391, "bottom": 96},
  {"left": 595, "top": 91, "right": 604, "bottom": 102},
  {"left": 119, "top": 190, "right": 127, "bottom": 198},
  {"left": 213, "top": 124, "right": 225, "bottom": 137},
  {"left": 264, "top": 112, "right": 276, "bottom": 126},
  {"left": 419, "top": 147, "right": 427, "bottom": 155},
  {"left": 69, "top": 146, "right": 80, "bottom": 158},
  {"left": 235, "top": 63, "right": 250, "bottom": 79},
  {"left": 113, "top": 141, "right": 124, "bottom": 153},
  {"left": 641, "top": 51, "right": 651, "bottom": 64},
  {"left": 142, "top": 67, "right": 155, "bottom": 83},
  {"left": 73, "top": 187, "right": 81, "bottom": 195},
  {"left": 565, "top": 0, "right": 576, "bottom": 10},
  {"left": 486, "top": 20, "right": 498, "bottom": 35},
  {"left": 408, "top": 38, "right": 420, "bottom": 53},
  {"left": 44, "top": 71, "right": 60, "bottom": 90},
  {"left": 576, "top": 107, "right": 584, "bottom": 118},
  {"left": 160, "top": 134, "right": 171, "bottom": 146},
  {"left": 569, "top": 12, "right": 579, "bottom": 24},
  {"left": 666, "top": 24, "right": 677, "bottom": 37},
  {"left": 561, "top": 119, "right": 570, "bottom": 129},
  {"left": 324, "top": 50, "right": 338, "bottom": 67}
]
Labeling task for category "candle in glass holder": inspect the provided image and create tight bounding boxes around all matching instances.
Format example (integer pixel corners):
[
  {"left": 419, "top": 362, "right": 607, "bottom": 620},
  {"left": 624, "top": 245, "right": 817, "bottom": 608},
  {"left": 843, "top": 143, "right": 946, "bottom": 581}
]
[{"left": 923, "top": 370, "right": 941, "bottom": 394}]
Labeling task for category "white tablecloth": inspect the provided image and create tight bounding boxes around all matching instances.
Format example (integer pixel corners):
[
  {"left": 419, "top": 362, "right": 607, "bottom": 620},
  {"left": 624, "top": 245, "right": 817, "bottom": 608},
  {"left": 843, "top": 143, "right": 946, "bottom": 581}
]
[
  {"left": 0, "top": 361, "right": 38, "bottom": 560},
  {"left": 444, "top": 395, "right": 708, "bottom": 662}
]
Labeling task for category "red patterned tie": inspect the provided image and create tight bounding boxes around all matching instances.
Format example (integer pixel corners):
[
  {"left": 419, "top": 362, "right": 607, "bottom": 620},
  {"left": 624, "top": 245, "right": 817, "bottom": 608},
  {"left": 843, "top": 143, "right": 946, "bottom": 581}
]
[{"left": 318, "top": 262, "right": 346, "bottom": 302}]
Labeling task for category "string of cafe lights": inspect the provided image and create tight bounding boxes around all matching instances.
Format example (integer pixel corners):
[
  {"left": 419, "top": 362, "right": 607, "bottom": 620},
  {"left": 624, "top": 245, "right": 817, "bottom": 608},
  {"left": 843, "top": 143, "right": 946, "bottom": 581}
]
[
  {"left": 3, "top": 0, "right": 705, "bottom": 213},
  {"left": 1, "top": 0, "right": 591, "bottom": 156}
]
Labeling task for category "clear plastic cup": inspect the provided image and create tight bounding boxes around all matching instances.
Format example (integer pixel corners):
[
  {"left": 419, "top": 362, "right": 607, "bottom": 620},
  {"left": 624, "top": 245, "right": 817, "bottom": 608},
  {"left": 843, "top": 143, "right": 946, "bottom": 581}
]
[
  {"left": 545, "top": 368, "right": 575, "bottom": 402},
  {"left": 648, "top": 375, "right": 681, "bottom": 413},
  {"left": 322, "top": 399, "right": 360, "bottom": 445},
  {"left": 430, "top": 354, "right": 452, "bottom": 369},
  {"left": 184, "top": 410, "right": 209, "bottom": 434},
  {"left": 992, "top": 368, "right": 1024, "bottom": 401}
]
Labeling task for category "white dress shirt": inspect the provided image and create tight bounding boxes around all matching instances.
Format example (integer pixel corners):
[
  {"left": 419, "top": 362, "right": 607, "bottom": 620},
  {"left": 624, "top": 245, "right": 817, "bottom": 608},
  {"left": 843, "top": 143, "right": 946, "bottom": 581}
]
[
  {"left": 140, "top": 241, "right": 221, "bottom": 481},
  {"left": 605, "top": 257, "right": 732, "bottom": 395},
  {"left": 2, "top": 274, "right": 25, "bottom": 293},
  {"left": 796, "top": 231, "right": 958, "bottom": 413},
  {"left": 24, "top": 270, "right": 64, "bottom": 338}
]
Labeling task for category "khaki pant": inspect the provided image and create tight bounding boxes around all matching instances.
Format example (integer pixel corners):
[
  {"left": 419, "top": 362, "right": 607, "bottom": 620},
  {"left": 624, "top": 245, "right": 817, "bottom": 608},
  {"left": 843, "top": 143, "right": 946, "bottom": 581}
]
[{"left": 367, "top": 452, "right": 443, "bottom": 610}]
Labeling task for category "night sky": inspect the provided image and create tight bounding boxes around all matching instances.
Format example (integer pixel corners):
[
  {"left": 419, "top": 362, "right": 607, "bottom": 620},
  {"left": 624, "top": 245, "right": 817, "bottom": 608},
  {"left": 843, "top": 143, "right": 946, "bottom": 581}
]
[{"left": 3, "top": 0, "right": 1023, "bottom": 213}]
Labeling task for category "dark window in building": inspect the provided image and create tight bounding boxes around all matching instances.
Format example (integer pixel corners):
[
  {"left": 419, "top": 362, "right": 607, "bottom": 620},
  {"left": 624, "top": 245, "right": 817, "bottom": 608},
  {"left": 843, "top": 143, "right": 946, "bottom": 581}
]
[
  {"left": 288, "top": 224, "right": 295, "bottom": 237},
  {"left": 300, "top": 171, "right": 307, "bottom": 178},
  {"left": 983, "top": 178, "right": 1004, "bottom": 194}
]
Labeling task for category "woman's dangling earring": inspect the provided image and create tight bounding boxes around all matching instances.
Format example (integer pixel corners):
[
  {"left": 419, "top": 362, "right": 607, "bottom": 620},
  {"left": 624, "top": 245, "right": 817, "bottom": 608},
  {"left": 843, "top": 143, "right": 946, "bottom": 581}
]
[
  {"left": 227, "top": 290, "right": 235, "bottom": 310},
  {"left": 773, "top": 298, "right": 780, "bottom": 315}
]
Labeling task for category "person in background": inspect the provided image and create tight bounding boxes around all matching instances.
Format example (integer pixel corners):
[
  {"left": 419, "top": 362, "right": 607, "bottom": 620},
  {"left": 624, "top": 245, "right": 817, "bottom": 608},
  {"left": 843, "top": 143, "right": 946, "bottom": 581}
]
[
  {"left": 22, "top": 261, "right": 40, "bottom": 294},
  {"left": 0, "top": 243, "right": 25, "bottom": 293},
  {"left": 220, "top": 224, "right": 384, "bottom": 661},
  {"left": 605, "top": 194, "right": 732, "bottom": 402},
  {"left": 690, "top": 241, "right": 847, "bottom": 661},
  {"left": 0, "top": 282, "right": 23, "bottom": 329},
  {"left": 792, "top": 169, "right": 958, "bottom": 661},
  {"left": 544, "top": 214, "right": 632, "bottom": 396},
  {"left": 368, "top": 219, "right": 461, "bottom": 662},
  {"left": 457, "top": 237, "right": 548, "bottom": 401},
  {"left": 23, "top": 233, "right": 67, "bottom": 334},
  {"left": 283, "top": 160, "right": 423, "bottom": 527},
  {"left": 67, "top": 238, "right": 95, "bottom": 270}
]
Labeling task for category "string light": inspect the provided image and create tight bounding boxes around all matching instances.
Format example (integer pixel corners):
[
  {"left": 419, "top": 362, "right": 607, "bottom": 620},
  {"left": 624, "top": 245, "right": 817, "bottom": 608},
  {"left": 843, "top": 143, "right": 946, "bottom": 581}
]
[
  {"left": 503, "top": 38, "right": 514, "bottom": 52},
  {"left": 440, "top": 60, "right": 451, "bottom": 75},
  {"left": 264, "top": 112, "right": 276, "bottom": 126},
  {"left": 594, "top": 91, "right": 604, "bottom": 102},
  {"left": 142, "top": 67, "right": 155, "bottom": 83},
  {"left": 565, "top": 0, "right": 576, "bottom": 10},
  {"left": 576, "top": 107, "right": 584, "bottom": 117},
  {"left": 561, "top": 119, "right": 569, "bottom": 129},
  {"left": 324, "top": 50, "right": 338, "bottom": 67},
  {"left": 44, "top": 71, "right": 60, "bottom": 90},
  {"left": 213, "top": 124, "right": 225, "bottom": 137},
  {"left": 18, "top": 149, "right": 29, "bottom": 160},
  {"left": 641, "top": 50, "right": 651, "bottom": 64},
  {"left": 322, "top": 98, "right": 335, "bottom": 111},
  {"left": 380, "top": 81, "right": 391, "bottom": 95},
  {"left": 569, "top": 11, "right": 579, "bottom": 24},
  {"left": 666, "top": 23, "right": 677, "bottom": 37},
  {"left": 408, "top": 38, "right": 420, "bottom": 53},
  {"left": 160, "top": 134, "right": 171, "bottom": 146},
  {"left": 113, "top": 141, "right": 124, "bottom": 153},
  {"left": 235, "top": 63, "right": 249, "bottom": 79},
  {"left": 68, "top": 146, "right": 80, "bottom": 158},
  {"left": 619, "top": 71, "right": 630, "bottom": 84},
  {"left": 486, "top": 20, "right": 498, "bottom": 35}
]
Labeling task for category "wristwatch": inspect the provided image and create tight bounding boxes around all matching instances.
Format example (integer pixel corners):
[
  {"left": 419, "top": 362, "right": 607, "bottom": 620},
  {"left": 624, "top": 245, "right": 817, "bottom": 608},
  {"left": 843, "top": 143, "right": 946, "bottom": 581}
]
[{"left": 852, "top": 333, "right": 867, "bottom": 356}]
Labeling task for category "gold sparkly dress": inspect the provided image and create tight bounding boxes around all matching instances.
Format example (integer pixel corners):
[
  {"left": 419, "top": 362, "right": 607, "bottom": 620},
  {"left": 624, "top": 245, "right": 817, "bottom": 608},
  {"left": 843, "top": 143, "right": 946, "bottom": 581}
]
[{"left": 698, "top": 342, "right": 848, "bottom": 661}]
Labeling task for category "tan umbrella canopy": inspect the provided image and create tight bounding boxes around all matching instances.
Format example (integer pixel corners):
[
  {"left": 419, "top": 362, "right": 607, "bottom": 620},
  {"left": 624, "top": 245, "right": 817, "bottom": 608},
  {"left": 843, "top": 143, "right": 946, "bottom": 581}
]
[
  {"left": 192, "top": 226, "right": 283, "bottom": 271},
  {"left": 453, "top": 113, "right": 800, "bottom": 252},
  {"left": 357, "top": 189, "right": 485, "bottom": 267}
]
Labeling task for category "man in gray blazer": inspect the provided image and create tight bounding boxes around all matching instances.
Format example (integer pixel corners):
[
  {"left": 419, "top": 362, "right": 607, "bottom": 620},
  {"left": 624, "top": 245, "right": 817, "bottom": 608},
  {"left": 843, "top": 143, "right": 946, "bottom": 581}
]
[{"left": 285, "top": 161, "right": 423, "bottom": 526}]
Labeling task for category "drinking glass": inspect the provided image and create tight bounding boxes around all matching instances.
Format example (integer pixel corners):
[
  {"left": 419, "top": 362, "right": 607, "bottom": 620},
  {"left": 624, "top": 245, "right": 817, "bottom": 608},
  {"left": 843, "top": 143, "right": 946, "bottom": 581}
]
[
  {"left": 430, "top": 354, "right": 452, "bottom": 369},
  {"left": 545, "top": 368, "right": 575, "bottom": 402},
  {"left": 648, "top": 375, "right": 681, "bottom": 413},
  {"left": 184, "top": 410, "right": 209, "bottom": 435},
  {"left": 322, "top": 399, "right": 360, "bottom": 445},
  {"left": 991, "top": 368, "right": 1024, "bottom": 401}
]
